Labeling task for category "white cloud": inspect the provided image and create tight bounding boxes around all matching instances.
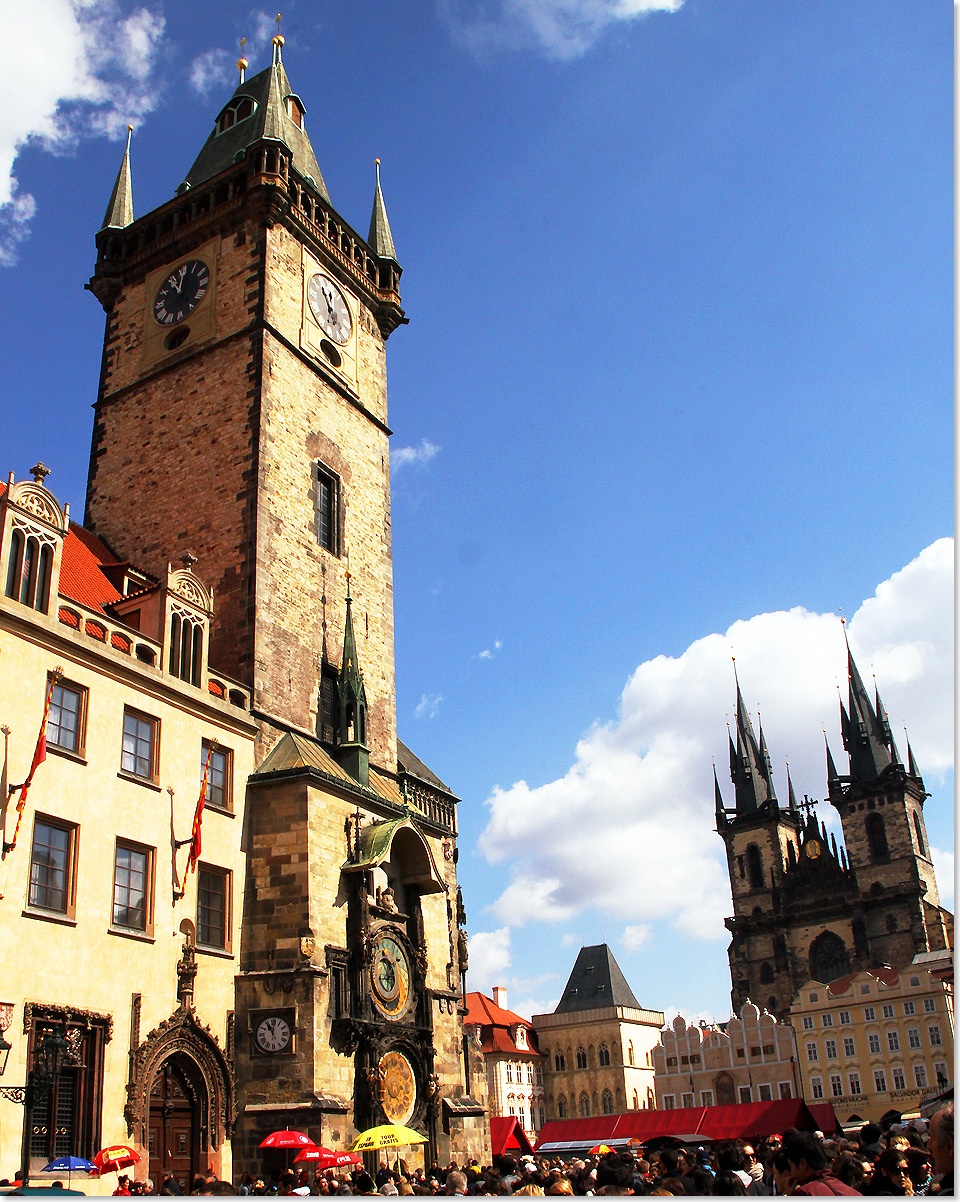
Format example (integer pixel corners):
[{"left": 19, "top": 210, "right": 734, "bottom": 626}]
[
  {"left": 467, "top": 927, "right": 512, "bottom": 994},
  {"left": 438, "top": 0, "right": 683, "bottom": 60},
  {"left": 189, "top": 11, "right": 278, "bottom": 96},
  {"left": 392, "top": 439, "right": 441, "bottom": 473},
  {"left": 479, "top": 539, "right": 954, "bottom": 941},
  {"left": 414, "top": 692, "right": 443, "bottom": 720},
  {"left": 478, "top": 639, "right": 503, "bottom": 660},
  {"left": 0, "top": 0, "right": 165, "bottom": 263},
  {"left": 932, "top": 847, "right": 954, "bottom": 911},
  {"left": 622, "top": 924, "right": 652, "bottom": 952}
]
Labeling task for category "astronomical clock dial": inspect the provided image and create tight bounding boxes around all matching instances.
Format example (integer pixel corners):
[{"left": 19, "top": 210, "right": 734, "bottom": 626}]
[
  {"left": 154, "top": 260, "right": 211, "bottom": 326},
  {"left": 379, "top": 1050, "right": 417, "bottom": 1126},
  {"left": 307, "top": 272, "right": 353, "bottom": 345},
  {"left": 254, "top": 1014, "right": 292, "bottom": 1055},
  {"left": 370, "top": 931, "right": 411, "bottom": 1021}
]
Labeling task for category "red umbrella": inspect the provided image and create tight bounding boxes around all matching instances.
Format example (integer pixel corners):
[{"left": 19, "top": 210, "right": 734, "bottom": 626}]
[
  {"left": 93, "top": 1145, "right": 142, "bottom": 1174},
  {"left": 293, "top": 1148, "right": 362, "bottom": 1169},
  {"left": 259, "top": 1130, "right": 317, "bottom": 1149}
]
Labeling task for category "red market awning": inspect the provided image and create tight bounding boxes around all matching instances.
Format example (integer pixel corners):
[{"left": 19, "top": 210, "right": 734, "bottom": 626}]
[
  {"left": 490, "top": 1116, "right": 535, "bottom": 1157},
  {"left": 696, "top": 1099, "right": 820, "bottom": 1141},
  {"left": 806, "top": 1103, "right": 842, "bottom": 1136}
]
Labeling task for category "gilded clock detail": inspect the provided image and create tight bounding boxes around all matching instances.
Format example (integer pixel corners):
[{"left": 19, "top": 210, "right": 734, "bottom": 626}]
[{"left": 378, "top": 1050, "right": 416, "bottom": 1126}]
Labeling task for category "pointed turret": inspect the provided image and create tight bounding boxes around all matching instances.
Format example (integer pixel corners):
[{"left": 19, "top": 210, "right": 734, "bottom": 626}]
[
  {"left": 825, "top": 735, "right": 841, "bottom": 789},
  {"left": 181, "top": 35, "right": 329, "bottom": 200},
  {"left": 757, "top": 718, "right": 778, "bottom": 803},
  {"left": 907, "top": 738, "right": 922, "bottom": 780},
  {"left": 715, "top": 766, "right": 727, "bottom": 828},
  {"left": 334, "top": 572, "right": 369, "bottom": 785},
  {"left": 842, "top": 630, "right": 893, "bottom": 782},
  {"left": 101, "top": 126, "right": 134, "bottom": 230},
  {"left": 368, "top": 158, "right": 398, "bottom": 262},
  {"left": 730, "top": 680, "right": 776, "bottom": 814},
  {"left": 787, "top": 768, "right": 800, "bottom": 813}
]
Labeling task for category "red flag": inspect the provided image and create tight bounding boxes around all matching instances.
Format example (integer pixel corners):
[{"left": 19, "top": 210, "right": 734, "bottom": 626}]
[
  {"left": 5, "top": 672, "right": 59, "bottom": 854},
  {"left": 189, "top": 743, "right": 215, "bottom": 872}
]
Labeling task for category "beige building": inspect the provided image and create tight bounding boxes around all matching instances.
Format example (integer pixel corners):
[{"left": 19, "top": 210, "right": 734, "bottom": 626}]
[
  {"left": 653, "top": 1001, "right": 800, "bottom": 1110},
  {"left": 464, "top": 988, "right": 546, "bottom": 1139},
  {"left": 0, "top": 33, "right": 489, "bottom": 1191},
  {"left": 533, "top": 945, "right": 664, "bottom": 1121},
  {"left": 789, "top": 963, "right": 954, "bottom": 1124}
]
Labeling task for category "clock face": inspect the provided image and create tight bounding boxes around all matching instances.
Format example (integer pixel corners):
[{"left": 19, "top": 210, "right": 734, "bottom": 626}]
[
  {"left": 370, "top": 931, "right": 411, "bottom": 1021},
  {"left": 255, "top": 1014, "right": 292, "bottom": 1054},
  {"left": 806, "top": 839, "right": 822, "bottom": 860},
  {"left": 379, "top": 1050, "right": 417, "bottom": 1125},
  {"left": 307, "top": 272, "right": 353, "bottom": 345},
  {"left": 154, "top": 260, "right": 211, "bottom": 326}
]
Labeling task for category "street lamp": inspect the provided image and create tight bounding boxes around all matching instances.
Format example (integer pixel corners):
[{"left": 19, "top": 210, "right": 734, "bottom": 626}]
[
  {"left": 0, "top": 1028, "right": 70, "bottom": 1188},
  {"left": 0, "top": 1032, "right": 11, "bottom": 1078}
]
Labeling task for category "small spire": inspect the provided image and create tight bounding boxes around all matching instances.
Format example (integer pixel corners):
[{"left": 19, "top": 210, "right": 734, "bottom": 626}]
[
  {"left": 786, "top": 765, "right": 800, "bottom": 813},
  {"left": 825, "top": 734, "right": 840, "bottom": 786},
  {"left": 714, "top": 766, "right": 726, "bottom": 825},
  {"left": 101, "top": 125, "right": 134, "bottom": 231},
  {"left": 238, "top": 36, "right": 248, "bottom": 84},
  {"left": 905, "top": 731, "right": 922, "bottom": 779},
  {"left": 369, "top": 157, "right": 398, "bottom": 262},
  {"left": 273, "top": 14, "right": 284, "bottom": 64}
]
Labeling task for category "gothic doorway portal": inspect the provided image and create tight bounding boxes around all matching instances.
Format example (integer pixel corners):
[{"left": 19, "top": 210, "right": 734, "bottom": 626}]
[{"left": 148, "top": 1057, "right": 200, "bottom": 1193}]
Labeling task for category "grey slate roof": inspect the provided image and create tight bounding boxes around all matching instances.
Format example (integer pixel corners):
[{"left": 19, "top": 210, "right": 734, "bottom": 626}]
[
  {"left": 554, "top": 944, "right": 642, "bottom": 1013},
  {"left": 182, "top": 55, "right": 329, "bottom": 200},
  {"left": 101, "top": 128, "right": 134, "bottom": 230},
  {"left": 397, "top": 738, "right": 452, "bottom": 795},
  {"left": 368, "top": 172, "right": 397, "bottom": 261}
]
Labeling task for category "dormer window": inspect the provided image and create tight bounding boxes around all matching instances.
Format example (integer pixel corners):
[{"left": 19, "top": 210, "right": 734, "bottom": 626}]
[
  {"left": 216, "top": 96, "right": 256, "bottom": 135},
  {"left": 286, "top": 96, "right": 304, "bottom": 128}
]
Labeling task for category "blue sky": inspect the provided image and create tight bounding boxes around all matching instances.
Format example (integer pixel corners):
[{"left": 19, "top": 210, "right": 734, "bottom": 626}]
[{"left": 0, "top": 1, "right": 952, "bottom": 1022}]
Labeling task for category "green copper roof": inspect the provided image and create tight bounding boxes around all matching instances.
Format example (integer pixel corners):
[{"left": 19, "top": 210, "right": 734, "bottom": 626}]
[
  {"left": 253, "top": 730, "right": 349, "bottom": 780},
  {"left": 101, "top": 127, "right": 134, "bottom": 230},
  {"left": 181, "top": 49, "right": 328, "bottom": 200},
  {"left": 341, "top": 815, "right": 445, "bottom": 892}
]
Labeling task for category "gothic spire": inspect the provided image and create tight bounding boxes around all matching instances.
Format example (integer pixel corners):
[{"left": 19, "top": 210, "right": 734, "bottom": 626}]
[
  {"left": 335, "top": 570, "right": 369, "bottom": 784},
  {"left": 101, "top": 126, "right": 134, "bottom": 230},
  {"left": 368, "top": 158, "right": 398, "bottom": 262},
  {"left": 825, "top": 734, "right": 841, "bottom": 788},
  {"left": 787, "top": 766, "right": 800, "bottom": 813},
  {"left": 841, "top": 628, "right": 893, "bottom": 782},
  {"left": 730, "top": 678, "right": 776, "bottom": 814},
  {"left": 715, "top": 765, "right": 726, "bottom": 827},
  {"left": 906, "top": 737, "right": 922, "bottom": 781}
]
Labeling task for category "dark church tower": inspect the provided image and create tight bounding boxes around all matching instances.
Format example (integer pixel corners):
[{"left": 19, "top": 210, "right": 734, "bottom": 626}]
[{"left": 717, "top": 640, "right": 952, "bottom": 1020}]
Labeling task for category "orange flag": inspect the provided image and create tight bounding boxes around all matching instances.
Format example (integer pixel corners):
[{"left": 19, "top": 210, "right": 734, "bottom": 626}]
[
  {"left": 189, "top": 743, "right": 215, "bottom": 872},
  {"left": 4, "top": 672, "right": 60, "bottom": 855}
]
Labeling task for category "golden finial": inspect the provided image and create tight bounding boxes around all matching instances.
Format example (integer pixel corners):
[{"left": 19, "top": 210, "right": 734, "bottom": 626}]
[{"left": 237, "top": 36, "right": 248, "bottom": 82}]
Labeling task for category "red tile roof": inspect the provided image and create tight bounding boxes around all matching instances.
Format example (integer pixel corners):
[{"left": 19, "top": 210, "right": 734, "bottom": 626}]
[
  {"left": 463, "top": 992, "right": 544, "bottom": 1057},
  {"left": 827, "top": 966, "right": 900, "bottom": 995},
  {"left": 58, "top": 522, "right": 124, "bottom": 611}
]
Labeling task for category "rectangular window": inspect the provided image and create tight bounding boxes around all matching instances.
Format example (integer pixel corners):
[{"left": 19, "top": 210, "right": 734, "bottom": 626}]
[
  {"left": 909, "top": 975, "right": 921, "bottom": 986},
  {"left": 758, "top": 1084, "right": 772, "bottom": 1101},
  {"left": 903, "top": 1001, "right": 916, "bottom": 1016},
  {"left": 700, "top": 1090, "right": 714, "bottom": 1107},
  {"left": 915, "top": 1065, "right": 928, "bottom": 1089},
  {"left": 860, "top": 984, "right": 871, "bottom": 994},
  {"left": 803, "top": 1016, "right": 814, "bottom": 1030},
  {"left": 874, "top": 1070, "right": 887, "bottom": 1093},
  {"left": 864, "top": 1006, "right": 876, "bottom": 1021},
  {"left": 868, "top": 1034, "right": 881, "bottom": 1054},
  {"left": 810, "top": 1078, "right": 823, "bottom": 1100},
  {"left": 806, "top": 1043, "right": 818, "bottom": 1062},
  {"left": 825, "top": 1039, "right": 838, "bottom": 1059},
  {"left": 197, "top": 865, "right": 231, "bottom": 950},
  {"left": 908, "top": 1028, "right": 921, "bottom": 1049},
  {"left": 121, "top": 709, "right": 158, "bottom": 781},
  {"left": 736, "top": 1048, "right": 745, "bottom": 1059},
  {"left": 882, "top": 1004, "right": 895, "bottom": 1019},
  {"left": 928, "top": 1025, "right": 942, "bottom": 1046},
  {"left": 112, "top": 841, "right": 153, "bottom": 933},
  {"left": 46, "top": 679, "right": 86, "bottom": 755},
  {"left": 681, "top": 1092, "right": 694, "bottom": 1108},
  {"left": 839, "top": 1010, "right": 851, "bottom": 1025},
  {"left": 924, "top": 998, "right": 937, "bottom": 1013},
  {"left": 28, "top": 818, "right": 77, "bottom": 916},
  {"left": 830, "top": 1075, "right": 843, "bottom": 1097},
  {"left": 821, "top": 1013, "right": 833, "bottom": 1027},
  {"left": 314, "top": 463, "right": 340, "bottom": 554},
  {"left": 843, "top": 1037, "right": 856, "bottom": 1057},
  {"left": 779, "top": 1082, "right": 792, "bottom": 1099},
  {"left": 506, "top": 1064, "right": 513, "bottom": 1082},
  {"left": 739, "top": 1086, "right": 752, "bottom": 1103},
  {"left": 848, "top": 1073, "right": 861, "bottom": 1096},
  {"left": 202, "top": 742, "right": 232, "bottom": 811},
  {"left": 887, "top": 1030, "right": 900, "bottom": 1052},
  {"left": 663, "top": 1095, "right": 675, "bottom": 1110},
  {"left": 809, "top": 991, "right": 819, "bottom": 1002},
  {"left": 933, "top": 1062, "right": 948, "bottom": 1088},
  {"left": 892, "top": 1068, "right": 906, "bottom": 1090}
]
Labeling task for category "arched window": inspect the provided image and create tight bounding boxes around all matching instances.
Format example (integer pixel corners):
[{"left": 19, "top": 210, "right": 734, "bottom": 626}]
[
  {"left": 866, "top": 812, "right": 888, "bottom": 859},
  {"left": 767, "top": 996, "right": 777, "bottom": 1012},
  {"left": 576, "top": 1046, "right": 587, "bottom": 1070},
  {"left": 632, "top": 1089, "right": 639, "bottom": 1109},
  {"left": 627, "top": 1041, "right": 635, "bottom": 1066},
  {"left": 885, "top": 914, "right": 897, "bottom": 933},
  {"left": 598, "top": 1043, "right": 610, "bottom": 1067},
  {"left": 913, "top": 813, "right": 927, "bottom": 858},
  {"left": 787, "top": 841, "right": 797, "bottom": 870},
  {"left": 6, "top": 531, "right": 52, "bottom": 613},
  {"left": 602, "top": 1089, "right": 614, "bottom": 1115},
  {"left": 557, "top": 1094, "right": 568, "bottom": 1119},
  {"left": 169, "top": 613, "right": 203, "bottom": 686},
  {"left": 555, "top": 1051, "right": 565, "bottom": 1072},
  {"left": 647, "top": 1087, "right": 655, "bottom": 1108},
  {"left": 809, "top": 930, "right": 851, "bottom": 983},
  {"left": 760, "top": 962, "right": 774, "bottom": 984},
  {"left": 578, "top": 1091, "right": 590, "bottom": 1117},
  {"left": 747, "top": 843, "right": 764, "bottom": 888}
]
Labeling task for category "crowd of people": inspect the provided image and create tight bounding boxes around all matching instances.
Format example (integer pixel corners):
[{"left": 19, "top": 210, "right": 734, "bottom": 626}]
[{"left": 119, "top": 1104, "right": 953, "bottom": 1196}]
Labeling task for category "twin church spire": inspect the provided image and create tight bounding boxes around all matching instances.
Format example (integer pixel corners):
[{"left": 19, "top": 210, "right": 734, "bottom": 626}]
[{"left": 97, "top": 37, "right": 398, "bottom": 269}]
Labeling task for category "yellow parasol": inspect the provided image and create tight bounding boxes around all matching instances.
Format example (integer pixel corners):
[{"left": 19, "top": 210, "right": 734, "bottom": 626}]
[{"left": 349, "top": 1124, "right": 429, "bottom": 1152}]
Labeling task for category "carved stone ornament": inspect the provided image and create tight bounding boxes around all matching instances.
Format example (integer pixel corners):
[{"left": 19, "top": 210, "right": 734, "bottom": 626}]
[
  {"left": 9, "top": 481, "right": 67, "bottom": 534},
  {"left": 124, "top": 1005, "right": 235, "bottom": 1146},
  {"left": 23, "top": 1002, "right": 113, "bottom": 1042},
  {"left": 166, "top": 565, "right": 213, "bottom": 614}
]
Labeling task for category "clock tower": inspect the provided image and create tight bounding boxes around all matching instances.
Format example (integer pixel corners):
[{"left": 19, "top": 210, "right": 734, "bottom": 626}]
[{"left": 85, "top": 38, "right": 488, "bottom": 1172}]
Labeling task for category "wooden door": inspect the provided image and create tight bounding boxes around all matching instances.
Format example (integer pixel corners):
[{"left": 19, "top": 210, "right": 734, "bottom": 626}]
[{"left": 148, "top": 1061, "right": 196, "bottom": 1193}]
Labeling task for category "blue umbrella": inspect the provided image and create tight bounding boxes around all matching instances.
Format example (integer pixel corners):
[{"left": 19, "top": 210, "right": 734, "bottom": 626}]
[{"left": 42, "top": 1157, "right": 96, "bottom": 1173}]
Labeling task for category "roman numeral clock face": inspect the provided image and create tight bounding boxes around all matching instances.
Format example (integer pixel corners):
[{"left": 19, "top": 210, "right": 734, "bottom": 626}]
[{"left": 154, "top": 260, "right": 210, "bottom": 325}]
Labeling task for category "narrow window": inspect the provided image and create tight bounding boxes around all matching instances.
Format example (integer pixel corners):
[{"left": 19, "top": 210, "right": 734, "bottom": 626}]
[
  {"left": 197, "top": 865, "right": 231, "bottom": 950},
  {"left": 113, "top": 841, "right": 154, "bottom": 933},
  {"left": 746, "top": 843, "right": 764, "bottom": 888},
  {"left": 121, "top": 709, "right": 158, "bottom": 781},
  {"left": 315, "top": 463, "right": 340, "bottom": 553},
  {"left": 46, "top": 679, "right": 86, "bottom": 755},
  {"left": 203, "top": 742, "right": 232, "bottom": 811},
  {"left": 29, "top": 819, "right": 77, "bottom": 916},
  {"left": 848, "top": 1073, "right": 861, "bottom": 1096},
  {"left": 866, "top": 812, "right": 888, "bottom": 858},
  {"left": 913, "top": 813, "right": 927, "bottom": 857},
  {"left": 5, "top": 528, "right": 24, "bottom": 598}
]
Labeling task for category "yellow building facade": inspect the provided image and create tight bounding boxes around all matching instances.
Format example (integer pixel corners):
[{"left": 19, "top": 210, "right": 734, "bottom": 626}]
[{"left": 789, "top": 963, "right": 954, "bottom": 1124}]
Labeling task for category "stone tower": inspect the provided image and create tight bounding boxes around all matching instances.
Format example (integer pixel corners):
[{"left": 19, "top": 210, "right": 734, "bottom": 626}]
[
  {"left": 85, "top": 40, "right": 488, "bottom": 1170},
  {"left": 717, "top": 641, "right": 952, "bottom": 1020}
]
